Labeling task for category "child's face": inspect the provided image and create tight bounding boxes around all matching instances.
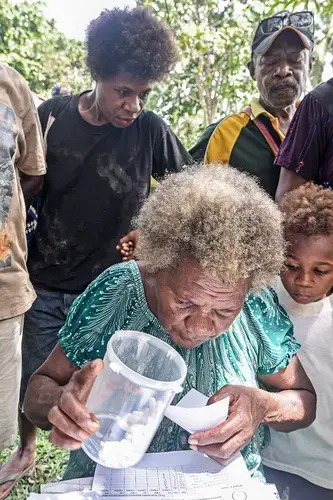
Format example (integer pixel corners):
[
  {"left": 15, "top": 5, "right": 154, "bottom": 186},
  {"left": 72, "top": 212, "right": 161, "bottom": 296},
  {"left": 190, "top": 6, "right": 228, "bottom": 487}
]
[{"left": 282, "top": 233, "right": 333, "bottom": 304}]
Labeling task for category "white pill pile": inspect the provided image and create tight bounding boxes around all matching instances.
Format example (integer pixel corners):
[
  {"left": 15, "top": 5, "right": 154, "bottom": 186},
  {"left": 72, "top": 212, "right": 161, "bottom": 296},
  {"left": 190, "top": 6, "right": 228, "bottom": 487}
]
[{"left": 98, "top": 397, "right": 164, "bottom": 468}]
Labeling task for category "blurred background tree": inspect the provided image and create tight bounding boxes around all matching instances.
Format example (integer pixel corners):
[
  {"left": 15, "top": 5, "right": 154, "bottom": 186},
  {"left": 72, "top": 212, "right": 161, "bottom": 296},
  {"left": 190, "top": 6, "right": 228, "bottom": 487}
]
[
  {"left": 0, "top": 0, "right": 91, "bottom": 95},
  {"left": 1, "top": 0, "right": 332, "bottom": 147}
]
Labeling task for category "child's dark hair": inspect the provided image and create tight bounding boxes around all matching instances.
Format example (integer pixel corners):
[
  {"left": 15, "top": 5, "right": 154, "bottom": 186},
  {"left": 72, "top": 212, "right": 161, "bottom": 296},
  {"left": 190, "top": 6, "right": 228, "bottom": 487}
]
[
  {"left": 86, "top": 7, "right": 177, "bottom": 81},
  {"left": 280, "top": 182, "right": 333, "bottom": 237}
]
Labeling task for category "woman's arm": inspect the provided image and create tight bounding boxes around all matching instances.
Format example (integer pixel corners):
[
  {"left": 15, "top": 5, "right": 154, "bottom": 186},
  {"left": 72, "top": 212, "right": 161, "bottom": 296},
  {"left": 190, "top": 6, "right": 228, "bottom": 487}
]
[
  {"left": 24, "top": 344, "right": 78, "bottom": 429},
  {"left": 24, "top": 343, "right": 103, "bottom": 449},
  {"left": 275, "top": 169, "right": 307, "bottom": 202},
  {"left": 188, "top": 356, "right": 316, "bottom": 464},
  {"left": 258, "top": 355, "right": 316, "bottom": 431},
  {"left": 20, "top": 172, "right": 44, "bottom": 207}
]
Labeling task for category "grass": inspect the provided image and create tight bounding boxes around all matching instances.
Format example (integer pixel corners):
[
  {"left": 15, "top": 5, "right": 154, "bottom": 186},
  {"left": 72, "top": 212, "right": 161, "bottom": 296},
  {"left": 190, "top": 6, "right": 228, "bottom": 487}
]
[{"left": 0, "top": 431, "right": 69, "bottom": 499}]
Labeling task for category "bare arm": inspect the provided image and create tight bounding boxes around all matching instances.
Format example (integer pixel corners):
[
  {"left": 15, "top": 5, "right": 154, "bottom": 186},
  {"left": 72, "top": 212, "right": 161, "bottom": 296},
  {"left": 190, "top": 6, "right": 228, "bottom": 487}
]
[
  {"left": 20, "top": 172, "right": 44, "bottom": 207},
  {"left": 275, "top": 168, "right": 307, "bottom": 203},
  {"left": 24, "top": 343, "right": 104, "bottom": 450},
  {"left": 24, "top": 343, "right": 79, "bottom": 430},
  {"left": 258, "top": 355, "right": 316, "bottom": 432}
]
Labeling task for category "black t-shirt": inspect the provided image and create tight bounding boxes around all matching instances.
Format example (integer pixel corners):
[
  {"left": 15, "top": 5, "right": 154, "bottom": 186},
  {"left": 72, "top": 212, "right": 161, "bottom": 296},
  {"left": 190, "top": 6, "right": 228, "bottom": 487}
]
[{"left": 28, "top": 94, "right": 190, "bottom": 292}]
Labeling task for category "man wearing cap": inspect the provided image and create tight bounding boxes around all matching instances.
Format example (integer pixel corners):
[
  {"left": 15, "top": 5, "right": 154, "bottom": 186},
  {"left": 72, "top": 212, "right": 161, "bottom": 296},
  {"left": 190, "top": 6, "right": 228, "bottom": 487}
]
[{"left": 190, "top": 11, "right": 313, "bottom": 198}]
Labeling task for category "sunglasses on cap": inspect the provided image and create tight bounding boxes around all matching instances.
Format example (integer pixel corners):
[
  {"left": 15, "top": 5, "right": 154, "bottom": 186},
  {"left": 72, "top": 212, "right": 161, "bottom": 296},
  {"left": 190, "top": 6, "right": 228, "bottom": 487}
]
[{"left": 258, "top": 11, "right": 314, "bottom": 35}]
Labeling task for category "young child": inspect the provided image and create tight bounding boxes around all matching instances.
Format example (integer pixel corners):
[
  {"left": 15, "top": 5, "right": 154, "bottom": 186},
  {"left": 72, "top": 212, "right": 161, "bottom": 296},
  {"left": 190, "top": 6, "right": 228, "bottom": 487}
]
[{"left": 263, "top": 183, "right": 333, "bottom": 500}]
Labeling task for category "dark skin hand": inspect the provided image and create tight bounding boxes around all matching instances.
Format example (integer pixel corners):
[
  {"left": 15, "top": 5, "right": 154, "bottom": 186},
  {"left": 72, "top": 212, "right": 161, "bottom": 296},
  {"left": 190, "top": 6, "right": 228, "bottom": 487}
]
[
  {"left": 275, "top": 168, "right": 307, "bottom": 202},
  {"left": 20, "top": 172, "right": 44, "bottom": 208},
  {"left": 188, "top": 356, "right": 316, "bottom": 465},
  {"left": 116, "top": 229, "right": 139, "bottom": 261},
  {"left": 48, "top": 360, "right": 103, "bottom": 449},
  {"left": 24, "top": 344, "right": 103, "bottom": 450}
]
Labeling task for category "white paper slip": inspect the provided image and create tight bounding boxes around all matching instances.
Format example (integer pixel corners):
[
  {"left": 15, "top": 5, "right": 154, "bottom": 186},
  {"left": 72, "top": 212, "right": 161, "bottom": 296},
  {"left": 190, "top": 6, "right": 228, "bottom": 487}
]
[
  {"left": 27, "top": 492, "right": 96, "bottom": 500},
  {"left": 165, "top": 388, "right": 229, "bottom": 434},
  {"left": 41, "top": 477, "right": 93, "bottom": 494},
  {"left": 92, "top": 449, "right": 250, "bottom": 498}
]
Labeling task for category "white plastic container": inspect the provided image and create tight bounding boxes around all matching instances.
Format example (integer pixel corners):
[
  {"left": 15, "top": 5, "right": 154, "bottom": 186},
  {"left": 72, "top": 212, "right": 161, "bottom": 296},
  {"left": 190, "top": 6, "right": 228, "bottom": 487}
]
[{"left": 82, "top": 330, "right": 187, "bottom": 468}]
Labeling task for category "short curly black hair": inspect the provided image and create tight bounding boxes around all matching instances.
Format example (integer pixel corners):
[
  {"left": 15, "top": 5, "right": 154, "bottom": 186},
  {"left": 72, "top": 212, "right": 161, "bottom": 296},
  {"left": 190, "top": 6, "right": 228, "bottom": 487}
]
[
  {"left": 280, "top": 182, "right": 333, "bottom": 237},
  {"left": 85, "top": 7, "right": 177, "bottom": 81}
]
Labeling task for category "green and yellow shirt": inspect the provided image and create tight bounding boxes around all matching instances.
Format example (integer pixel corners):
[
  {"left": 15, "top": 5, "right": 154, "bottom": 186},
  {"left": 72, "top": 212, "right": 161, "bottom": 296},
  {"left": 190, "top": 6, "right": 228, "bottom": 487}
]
[{"left": 190, "top": 98, "right": 286, "bottom": 197}]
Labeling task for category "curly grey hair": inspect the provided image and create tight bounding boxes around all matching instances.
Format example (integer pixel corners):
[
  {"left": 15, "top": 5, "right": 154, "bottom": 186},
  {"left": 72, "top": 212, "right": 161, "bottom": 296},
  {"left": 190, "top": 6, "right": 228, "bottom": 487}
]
[{"left": 135, "top": 164, "right": 285, "bottom": 289}]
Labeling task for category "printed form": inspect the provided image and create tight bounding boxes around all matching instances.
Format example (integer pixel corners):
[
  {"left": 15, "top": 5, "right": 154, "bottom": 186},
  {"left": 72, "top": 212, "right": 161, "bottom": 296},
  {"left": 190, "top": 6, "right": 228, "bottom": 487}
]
[
  {"left": 28, "top": 452, "right": 279, "bottom": 499},
  {"left": 92, "top": 450, "right": 251, "bottom": 498}
]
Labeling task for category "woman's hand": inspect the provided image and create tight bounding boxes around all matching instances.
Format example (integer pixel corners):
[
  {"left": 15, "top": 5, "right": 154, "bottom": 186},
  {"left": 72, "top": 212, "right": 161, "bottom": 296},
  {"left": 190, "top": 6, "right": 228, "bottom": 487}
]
[
  {"left": 116, "top": 229, "right": 139, "bottom": 261},
  {"left": 48, "top": 359, "right": 104, "bottom": 450},
  {"left": 188, "top": 385, "right": 269, "bottom": 465}
]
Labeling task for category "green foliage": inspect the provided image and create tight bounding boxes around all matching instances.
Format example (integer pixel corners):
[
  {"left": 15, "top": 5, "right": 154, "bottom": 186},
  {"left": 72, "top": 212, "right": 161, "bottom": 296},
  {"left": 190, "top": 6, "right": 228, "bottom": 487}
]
[
  {"left": 0, "top": 0, "right": 91, "bottom": 97},
  {"left": 0, "top": 430, "right": 69, "bottom": 499}
]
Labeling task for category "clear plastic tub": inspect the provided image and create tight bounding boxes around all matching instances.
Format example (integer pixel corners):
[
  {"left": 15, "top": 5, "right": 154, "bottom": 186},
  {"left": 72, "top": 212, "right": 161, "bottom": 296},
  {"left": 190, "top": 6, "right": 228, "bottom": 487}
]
[{"left": 82, "top": 330, "right": 187, "bottom": 468}]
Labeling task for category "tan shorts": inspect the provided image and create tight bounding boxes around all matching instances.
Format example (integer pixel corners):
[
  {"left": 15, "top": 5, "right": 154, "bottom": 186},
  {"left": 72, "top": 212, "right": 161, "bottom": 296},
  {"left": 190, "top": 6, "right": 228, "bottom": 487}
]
[{"left": 0, "top": 314, "right": 24, "bottom": 450}]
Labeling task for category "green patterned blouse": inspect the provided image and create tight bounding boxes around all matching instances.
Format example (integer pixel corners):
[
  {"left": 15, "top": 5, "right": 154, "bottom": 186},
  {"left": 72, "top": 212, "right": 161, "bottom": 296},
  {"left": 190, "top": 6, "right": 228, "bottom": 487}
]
[{"left": 58, "top": 261, "right": 299, "bottom": 481}]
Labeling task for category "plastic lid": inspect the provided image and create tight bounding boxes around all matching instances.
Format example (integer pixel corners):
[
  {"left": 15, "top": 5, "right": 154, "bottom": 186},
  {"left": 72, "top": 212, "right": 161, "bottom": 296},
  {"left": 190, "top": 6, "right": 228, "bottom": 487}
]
[{"left": 107, "top": 330, "right": 187, "bottom": 392}]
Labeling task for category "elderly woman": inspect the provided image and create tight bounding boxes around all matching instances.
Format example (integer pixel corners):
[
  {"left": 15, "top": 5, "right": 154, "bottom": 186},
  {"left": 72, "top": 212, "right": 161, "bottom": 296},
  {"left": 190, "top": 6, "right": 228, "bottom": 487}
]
[{"left": 24, "top": 165, "right": 315, "bottom": 482}]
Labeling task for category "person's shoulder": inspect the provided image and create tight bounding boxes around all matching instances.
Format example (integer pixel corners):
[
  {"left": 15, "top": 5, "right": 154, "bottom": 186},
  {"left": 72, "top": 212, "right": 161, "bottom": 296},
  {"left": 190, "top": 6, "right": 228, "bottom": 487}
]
[
  {"left": 82, "top": 261, "right": 144, "bottom": 309},
  {"left": 136, "top": 110, "right": 179, "bottom": 149},
  {"left": 38, "top": 94, "right": 74, "bottom": 118},
  {"left": 0, "top": 64, "right": 33, "bottom": 115},
  {"left": 59, "top": 261, "right": 142, "bottom": 368},
  {"left": 189, "top": 119, "right": 224, "bottom": 160},
  {"left": 247, "top": 286, "right": 280, "bottom": 310},
  {"left": 62, "top": 262, "right": 142, "bottom": 341},
  {"left": 0, "top": 63, "right": 29, "bottom": 91},
  {"left": 205, "top": 110, "right": 250, "bottom": 162},
  {"left": 309, "top": 79, "right": 333, "bottom": 115},
  {"left": 310, "top": 79, "right": 333, "bottom": 100},
  {"left": 207, "top": 111, "right": 250, "bottom": 155},
  {"left": 198, "top": 119, "right": 225, "bottom": 142},
  {"left": 88, "top": 261, "right": 140, "bottom": 292},
  {"left": 206, "top": 120, "right": 222, "bottom": 133},
  {"left": 244, "top": 286, "right": 292, "bottom": 328},
  {"left": 212, "top": 110, "right": 250, "bottom": 135},
  {"left": 138, "top": 109, "right": 169, "bottom": 130}
]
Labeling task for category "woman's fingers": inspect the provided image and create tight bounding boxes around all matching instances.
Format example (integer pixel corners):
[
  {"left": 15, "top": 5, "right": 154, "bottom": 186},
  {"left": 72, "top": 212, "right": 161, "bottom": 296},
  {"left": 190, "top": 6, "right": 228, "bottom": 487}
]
[
  {"left": 56, "top": 390, "right": 100, "bottom": 434},
  {"left": 192, "top": 432, "right": 249, "bottom": 463},
  {"left": 49, "top": 427, "right": 83, "bottom": 450},
  {"left": 121, "top": 244, "right": 136, "bottom": 261},
  {"left": 189, "top": 411, "right": 243, "bottom": 447},
  {"left": 48, "top": 404, "right": 92, "bottom": 442},
  {"left": 189, "top": 385, "right": 266, "bottom": 463},
  {"left": 121, "top": 242, "right": 134, "bottom": 251},
  {"left": 121, "top": 248, "right": 134, "bottom": 256},
  {"left": 67, "top": 359, "right": 104, "bottom": 404},
  {"left": 48, "top": 360, "right": 103, "bottom": 449},
  {"left": 117, "top": 229, "right": 139, "bottom": 258},
  {"left": 208, "top": 386, "right": 235, "bottom": 405},
  {"left": 116, "top": 242, "right": 134, "bottom": 251},
  {"left": 119, "top": 230, "right": 139, "bottom": 245}
]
